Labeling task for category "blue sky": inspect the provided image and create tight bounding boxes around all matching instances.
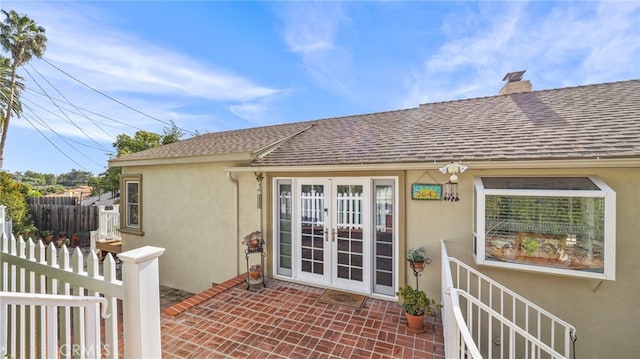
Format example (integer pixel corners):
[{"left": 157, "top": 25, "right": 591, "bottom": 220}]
[{"left": 1, "top": 1, "right": 639, "bottom": 176}]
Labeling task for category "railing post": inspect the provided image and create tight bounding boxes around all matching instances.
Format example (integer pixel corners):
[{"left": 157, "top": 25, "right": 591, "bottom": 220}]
[{"left": 118, "top": 246, "right": 165, "bottom": 358}]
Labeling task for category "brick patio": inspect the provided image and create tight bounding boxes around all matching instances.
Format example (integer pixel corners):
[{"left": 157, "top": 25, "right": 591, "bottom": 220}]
[{"left": 161, "top": 276, "right": 445, "bottom": 358}]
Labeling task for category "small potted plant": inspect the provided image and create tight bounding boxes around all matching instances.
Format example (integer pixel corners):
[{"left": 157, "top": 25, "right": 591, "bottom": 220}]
[
  {"left": 407, "top": 247, "right": 428, "bottom": 271},
  {"left": 56, "top": 231, "right": 70, "bottom": 248},
  {"left": 41, "top": 230, "right": 54, "bottom": 243},
  {"left": 242, "top": 231, "right": 264, "bottom": 250},
  {"left": 249, "top": 264, "right": 263, "bottom": 280},
  {"left": 396, "top": 285, "right": 441, "bottom": 333}
]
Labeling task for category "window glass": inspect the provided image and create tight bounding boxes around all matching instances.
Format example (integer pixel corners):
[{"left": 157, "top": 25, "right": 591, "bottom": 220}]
[
  {"left": 121, "top": 174, "right": 142, "bottom": 234},
  {"left": 277, "top": 180, "right": 292, "bottom": 276},
  {"left": 474, "top": 176, "right": 615, "bottom": 279}
]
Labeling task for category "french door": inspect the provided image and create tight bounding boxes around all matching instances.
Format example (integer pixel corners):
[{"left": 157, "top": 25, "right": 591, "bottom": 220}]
[
  {"left": 274, "top": 177, "right": 396, "bottom": 296},
  {"left": 295, "top": 179, "right": 371, "bottom": 293}
]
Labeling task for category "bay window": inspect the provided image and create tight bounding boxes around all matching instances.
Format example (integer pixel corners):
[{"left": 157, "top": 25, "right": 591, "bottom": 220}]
[{"left": 474, "top": 177, "right": 615, "bottom": 280}]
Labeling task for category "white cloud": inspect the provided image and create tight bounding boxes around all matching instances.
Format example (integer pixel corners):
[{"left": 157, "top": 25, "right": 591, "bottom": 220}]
[
  {"left": 277, "top": 1, "right": 353, "bottom": 95},
  {"left": 402, "top": 1, "right": 640, "bottom": 106},
  {"left": 4, "top": 1, "right": 283, "bottom": 140}
]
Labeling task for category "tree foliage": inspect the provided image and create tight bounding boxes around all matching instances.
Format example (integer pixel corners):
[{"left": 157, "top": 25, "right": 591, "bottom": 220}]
[
  {"left": 0, "top": 171, "right": 32, "bottom": 233},
  {"left": 56, "top": 168, "right": 92, "bottom": 187},
  {"left": 91, "top": 122, "right": 186, "bottom": 196},
  {"left": 0, "top": 9, "right": 47, "bottom": 169}
]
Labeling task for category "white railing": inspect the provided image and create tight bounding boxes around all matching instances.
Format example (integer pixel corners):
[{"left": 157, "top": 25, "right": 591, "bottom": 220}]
[
  {"left": 95, "top": 205, "right": 121, "bottom": 241},
  {"left": 0, "top": 231, "right": 164, "bottom": 358},
  {"left": 441, "top": 240, "right": 576, "bottom": 359},
  {"left": 0, "top": 292, "right": 107, "bottom": 359},
  {"left": 90, "top": 205, "right": 121, "bottom": 255}
]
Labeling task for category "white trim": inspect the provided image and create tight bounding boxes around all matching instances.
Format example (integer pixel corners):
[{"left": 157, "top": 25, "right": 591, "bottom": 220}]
[
  {"left": 226, "top": 157, "right": 640, "bottom": 173},
  {"left": 272, "top": 176, "right": 399, "bottom": 297},
  {"left": 474, "top": 176, "right": 616, "bottom": 280}
]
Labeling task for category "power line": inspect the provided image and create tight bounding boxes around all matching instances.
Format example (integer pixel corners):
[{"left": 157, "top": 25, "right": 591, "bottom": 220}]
[
  {"left": 41, "top": 57, "right": 197, "bottom": 137},
  {"left": 19, "top": 110, "right": 92, "bottom": 172},
  {"left": 23, "top": 88, "right": 146, "bottom": 133},
  {"left": 20, "top": 97, "right": 110, "bottom": 152},
  {"left": 21, "top": 103, "right": 106, "bottom": 169},
  {"left": 27, "top": 63, "right": 114, "bottom": 145},
  {"left": 23, "top": 66, "right": 111, "bottom": 153}
]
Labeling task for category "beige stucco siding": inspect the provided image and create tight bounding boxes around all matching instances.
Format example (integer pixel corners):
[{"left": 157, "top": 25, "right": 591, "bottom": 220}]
[
  {"left": 405, "top": 167, "right": 639, "bottom": 359},
  {"left": 120, "top": 163, "right": 262, "bottom": 294},
  {"left": 122, "top": 163, "right": 638, "bottom": 358}
]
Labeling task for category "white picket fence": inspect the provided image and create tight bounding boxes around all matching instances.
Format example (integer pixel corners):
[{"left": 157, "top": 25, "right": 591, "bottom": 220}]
[
  {"left": 0, "top": 292, "right": 107, "bottom": 358},
  {"left": 441, "top": 240, "right": 577, "bottom": 359},
  {"left": 0, "top": 207, "right": 164, "bottom": 358}
]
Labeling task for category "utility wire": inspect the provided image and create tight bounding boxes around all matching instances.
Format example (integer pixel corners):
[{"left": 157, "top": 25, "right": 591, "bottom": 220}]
[
  {"left": 23, "top": 66, "right": 110, "bottom": 153},
  {"left": 41, "top": 57, "right": 197, "bottom": 136},
  {"left": 19, "top": 110, "right": 91, "bottom": 171},
  {"left": 27, "top": 63, "right": 113, "bottom": 145},
  {"left": 21, "top": 102, "right": 105, "bottom": 169},
  {"left": 24, "top": 88, "right": 146, "bottom": 133},
  {"left": 21, "top": 97, "right": 109, "bottom": 152}
]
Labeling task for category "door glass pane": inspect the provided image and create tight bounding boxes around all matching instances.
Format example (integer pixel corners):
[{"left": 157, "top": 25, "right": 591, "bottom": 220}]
[
  {"left": 301, "top": 184, "right": 325, "bottom": 275},
  {"left": 336, "top": 185, "right": 364, "bottom": 281},
  {"left": 374, "top": 183, "right": 394, "bottom": 294},
  {"left": 277, "top": 181, "right": 292, "bottom": 276}
]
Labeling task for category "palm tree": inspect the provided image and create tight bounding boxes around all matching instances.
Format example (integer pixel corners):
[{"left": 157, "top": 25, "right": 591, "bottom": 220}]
[
  {"left": 0, "top": 56, "right": 24, "bottom": 125},
  {"left": 0, "top": 9, "right": 47, "bottom": 169}
]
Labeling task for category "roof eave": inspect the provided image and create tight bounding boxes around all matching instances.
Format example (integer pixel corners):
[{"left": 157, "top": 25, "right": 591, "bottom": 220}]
[
  {"left": 226, "top": 157, "right": 640, "bottom": 173},
  {"left": 110, "top": 152, "right": 254, "bottom": 168}
]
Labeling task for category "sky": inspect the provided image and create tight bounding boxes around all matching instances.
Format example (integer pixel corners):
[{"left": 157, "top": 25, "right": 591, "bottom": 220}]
[{"left": 0, "top": 0, "right": 638, "bottom": 176}]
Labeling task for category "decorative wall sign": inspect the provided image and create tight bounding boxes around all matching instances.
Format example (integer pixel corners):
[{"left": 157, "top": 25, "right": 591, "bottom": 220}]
[{"left": 411, "top": 184, "right": 442, "bottom": 200}]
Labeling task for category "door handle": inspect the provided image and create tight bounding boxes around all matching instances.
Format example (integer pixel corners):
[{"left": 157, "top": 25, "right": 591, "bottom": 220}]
[
  {"left": 332, "top": 228, "right": 337, "bottom": 242},
  {"left": 324, "top": 227, "right": 329, "bottom": 241}
]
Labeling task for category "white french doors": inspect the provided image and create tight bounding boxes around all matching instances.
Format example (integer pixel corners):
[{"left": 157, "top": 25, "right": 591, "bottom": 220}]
[{"left": 295, "top": 179, "right": 371, "bottom": 293}]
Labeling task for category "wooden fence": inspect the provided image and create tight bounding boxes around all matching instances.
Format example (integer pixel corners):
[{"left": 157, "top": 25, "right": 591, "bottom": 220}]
[{"left": 26, "top": 197, "right": 101, "bottom": 237}]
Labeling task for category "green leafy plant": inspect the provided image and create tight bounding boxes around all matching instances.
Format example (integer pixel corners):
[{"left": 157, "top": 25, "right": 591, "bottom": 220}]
[
  {"left": 396, "top": 286, "right": 441, "bottom": 316},
  {"left": 407, "top": 247, "right": 426, "bottom": 262},
  {"left": 521, "top": 238, "right": 539, "bottom": 256}
]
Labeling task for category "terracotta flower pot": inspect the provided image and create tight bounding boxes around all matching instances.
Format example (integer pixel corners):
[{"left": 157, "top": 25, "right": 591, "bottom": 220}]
[
  {"left": 405, "top": 312, "right": 426, "bottom": 333},
  {"left": 409, "top": 260, "right": 425, "bottom": 271},
  {"left": 249, "top": 270, "right": 262, "bottom": 280}
]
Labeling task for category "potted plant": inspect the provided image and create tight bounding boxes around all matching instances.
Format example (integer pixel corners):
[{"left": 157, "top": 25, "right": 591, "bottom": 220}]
[
  {"left": 407, "top": 247, "right": 427, "bottom": 271},
  {"left": 55, "top": 231, "right": 70, "bottom": 248},
  {"left": 396, "top": 285, "right": 441, "bottom": 333},
  {"left": 249, "top": 264, "right": 263, "bottom": 280},
  {"left": 41, "top": 230, "right": 54, "bottom": 243},
  {"left": 242, "top": 231, "right": 264, "bottom": 250}
]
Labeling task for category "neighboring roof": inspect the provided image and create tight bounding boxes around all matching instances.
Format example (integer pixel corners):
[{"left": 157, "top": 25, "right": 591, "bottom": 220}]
[
  {"left": 45, "top": 185, "right": 92, "bottom": 198},
  {"left": 113, "top": 79, "right": 640, "bottom": 168}
]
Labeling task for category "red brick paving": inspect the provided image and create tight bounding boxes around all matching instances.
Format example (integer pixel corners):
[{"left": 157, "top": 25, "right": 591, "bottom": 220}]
[{"left": 161, "top": 277, "right": 444, "bottom": 358}]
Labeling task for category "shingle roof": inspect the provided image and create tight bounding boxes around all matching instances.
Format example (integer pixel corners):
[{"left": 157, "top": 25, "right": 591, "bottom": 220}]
[
  {"left": 114, "top": 79, "right": 640, "bottom": 167},
  {"left": 110, "top": 122, "right": 311, "bottom": 162},
  {"left": 254, "top": 79, "right": 640, "bottom": 166}
]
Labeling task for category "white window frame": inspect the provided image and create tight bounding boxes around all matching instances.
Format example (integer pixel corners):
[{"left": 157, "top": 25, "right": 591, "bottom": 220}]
[
  {"left": 473, "top": 176, "right": 616, "bottom": 280},
  {"left": 120, "top": 174, "right": 143, "bottom": 235},
  {"left": 271, "top": 176, "right": 400, "bottom": 297}
]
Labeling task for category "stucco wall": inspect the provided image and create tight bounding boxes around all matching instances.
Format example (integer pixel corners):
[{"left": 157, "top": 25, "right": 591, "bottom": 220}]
[
  {"left": 121, "top": 163, "right": 261, "bottom": 294},
  {"left": 122, "top": 163, "right": 638, "bottom": 357},
  {"left": 405, "top": 167, "right": 639, "bottom": 359}
]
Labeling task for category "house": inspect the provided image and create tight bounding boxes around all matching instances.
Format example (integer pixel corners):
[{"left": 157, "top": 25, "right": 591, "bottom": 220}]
[{"left": 110, "top": 74, "right": 640, "bottom": 358}]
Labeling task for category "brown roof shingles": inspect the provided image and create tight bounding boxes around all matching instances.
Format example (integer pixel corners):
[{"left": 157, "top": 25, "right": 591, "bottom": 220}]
[
  {"left": 254, "top": 80, "right": 640, "bottom": 166},
  {"left": 114, "top": 80, "right": 640, "bottom": 167},
  {"left": 110, "top": 122, "right": 312, "bottom": 163}
]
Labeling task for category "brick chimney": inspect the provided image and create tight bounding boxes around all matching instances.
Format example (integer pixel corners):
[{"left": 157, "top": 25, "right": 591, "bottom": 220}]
[{"left": 499, "top": 70, "right": 532, "bottom": 95}]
